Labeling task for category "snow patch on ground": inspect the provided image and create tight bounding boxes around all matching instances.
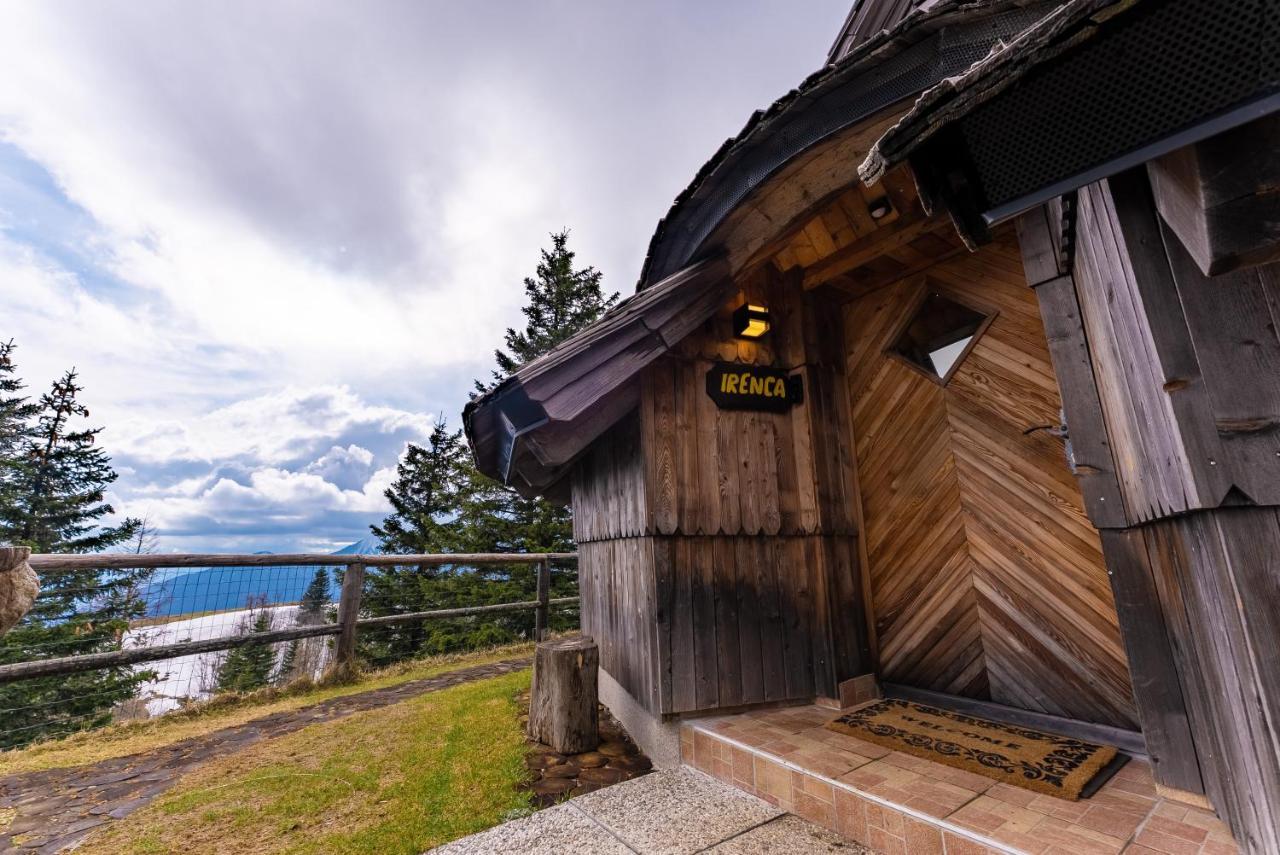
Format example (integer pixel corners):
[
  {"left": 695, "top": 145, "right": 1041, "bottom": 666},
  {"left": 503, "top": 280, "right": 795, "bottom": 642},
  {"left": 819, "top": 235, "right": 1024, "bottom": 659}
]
[{"left": 123, "top": 603, "right": 333, "bottom": 716}]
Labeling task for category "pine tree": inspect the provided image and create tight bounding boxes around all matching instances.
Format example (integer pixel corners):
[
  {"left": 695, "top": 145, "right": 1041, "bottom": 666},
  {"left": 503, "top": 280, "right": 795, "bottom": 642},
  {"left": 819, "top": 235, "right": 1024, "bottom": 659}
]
[
  {"left": 276, "top": 639, "right": 299, "bottom": 685},
  {"left": 0, "top": 363, "right": 150, "bottom": 747},
  {"left": 0, "top": 368, "right": 140, "bottom": 552},
  {"left": 215, "top": 607, "right": 276, "bottom": 694},
  {"left": 273, "top": 568, "right": 331, "bottom": 685},
  {"left": 461, "top": 230, "right": 615, "bottom": 639},
  {"left": 363, "top": 421, "right": 470, "bottom": 663},
  {"left": 0, "top": 340, "right": 38, "bottom": 519},
  {"left": 298, "top": 567, "right": 330, "bottom": 624},
  {"left": 370, "top": 420, "right": 469, "bottom": 555},
  {"left": 475, "top": 230, "right": 618, "bottom": 394}
]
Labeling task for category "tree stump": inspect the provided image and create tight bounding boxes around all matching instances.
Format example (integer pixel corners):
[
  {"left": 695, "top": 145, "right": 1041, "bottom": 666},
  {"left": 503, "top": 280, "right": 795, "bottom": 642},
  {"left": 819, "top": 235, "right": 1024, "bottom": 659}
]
[
  {"left": 0, "top": 546, "right": 38, "bottom": 637},
  {"left": 528, "top": 636, "right": 599, "bottom": 754}
]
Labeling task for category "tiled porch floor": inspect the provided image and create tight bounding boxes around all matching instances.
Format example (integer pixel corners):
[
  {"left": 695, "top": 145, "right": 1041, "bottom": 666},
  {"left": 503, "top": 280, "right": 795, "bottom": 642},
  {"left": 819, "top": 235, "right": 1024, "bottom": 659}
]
[{"left": 681, "top": 704, "right": 1240, "bottom": 855}]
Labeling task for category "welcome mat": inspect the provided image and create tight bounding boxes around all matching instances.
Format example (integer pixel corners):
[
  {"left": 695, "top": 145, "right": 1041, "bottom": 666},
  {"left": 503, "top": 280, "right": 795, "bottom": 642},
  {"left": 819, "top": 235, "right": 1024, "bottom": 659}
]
[{"left": 826, "top": 699, "right": 1124, "bottom": 800}]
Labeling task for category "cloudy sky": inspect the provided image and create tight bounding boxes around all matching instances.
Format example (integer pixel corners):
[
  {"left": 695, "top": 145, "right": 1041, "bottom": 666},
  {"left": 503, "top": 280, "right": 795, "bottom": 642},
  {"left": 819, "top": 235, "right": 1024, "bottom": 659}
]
[{"left": 0, "top": 0, "right": 848, "bottom": 554}]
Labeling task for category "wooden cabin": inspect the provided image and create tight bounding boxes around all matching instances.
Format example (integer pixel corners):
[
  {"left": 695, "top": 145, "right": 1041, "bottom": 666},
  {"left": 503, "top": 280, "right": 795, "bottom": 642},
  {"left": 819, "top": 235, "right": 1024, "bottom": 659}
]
[{"left": 466, "top": 1, "right": 1280, "bottom": 851}]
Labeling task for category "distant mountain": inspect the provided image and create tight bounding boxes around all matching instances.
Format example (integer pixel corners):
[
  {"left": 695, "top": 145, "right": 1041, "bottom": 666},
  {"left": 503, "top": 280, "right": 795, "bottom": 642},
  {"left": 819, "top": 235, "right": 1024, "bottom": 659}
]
[
  {"left": 333, "top": 538, "right": 377, "bottom": 555},
  {"left": 138, "top": 540, "right": 375, "bottom": 619}
]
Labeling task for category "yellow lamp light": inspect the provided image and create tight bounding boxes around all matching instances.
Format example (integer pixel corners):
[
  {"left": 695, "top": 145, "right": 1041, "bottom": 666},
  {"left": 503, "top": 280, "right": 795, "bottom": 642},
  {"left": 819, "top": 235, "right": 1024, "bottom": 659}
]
[{"left": 733, "top": 303, "right": 771, "bottom": 339}]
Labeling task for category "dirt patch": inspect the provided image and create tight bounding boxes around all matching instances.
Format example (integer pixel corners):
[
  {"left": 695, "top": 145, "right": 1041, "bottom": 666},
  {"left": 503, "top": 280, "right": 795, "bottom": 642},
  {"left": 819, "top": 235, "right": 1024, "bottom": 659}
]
[{"left": 515, "top": 690, "right": 651, "bottom": 808}]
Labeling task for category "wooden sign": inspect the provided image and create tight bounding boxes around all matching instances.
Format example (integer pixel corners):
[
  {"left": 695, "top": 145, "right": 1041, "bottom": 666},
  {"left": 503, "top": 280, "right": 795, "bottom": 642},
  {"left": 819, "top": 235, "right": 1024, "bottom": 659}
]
[{"left": 705, "top": 363, "right": 803, "bottom": 413}]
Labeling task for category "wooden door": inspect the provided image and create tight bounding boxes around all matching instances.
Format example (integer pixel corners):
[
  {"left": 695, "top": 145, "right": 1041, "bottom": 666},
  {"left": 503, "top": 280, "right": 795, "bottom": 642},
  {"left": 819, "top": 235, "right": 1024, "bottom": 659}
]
[{"left": 842, "top": 229, "right": 1138, "bottom": 728}]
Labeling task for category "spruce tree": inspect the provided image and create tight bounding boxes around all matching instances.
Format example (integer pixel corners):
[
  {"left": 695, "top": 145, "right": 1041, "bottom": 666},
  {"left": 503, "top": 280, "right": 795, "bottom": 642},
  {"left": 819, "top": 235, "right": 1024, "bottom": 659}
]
[
  {"left": 276, "top": 639, "right": 299, "bottom": 685},
  {"left": 0, "top": 340, "right": 38, "bottom": 514},
  {"left": 475, "top": 230, "right": 618, "bottom": 394},
  {"left": 274, "top": 568, "right": 332, "bottom": 684},
  {"left": 0, "top": 362, "right": 149, "bottom": 747},
  {"left": 0, "top": 368, "right": 140, "bottom": 552},
  {"left": 462, "top": 230, "right": 616, "bottom": 638},
  {"left": 215, "top": 608, "right": 276, "bottom": 694},
  {"left": 298, "top": 567, "right": 330, "bottom": 623},
  {"left": 370, "top": 420, "right": 468, "bottom": 555},
  {"left": 364, "top": 420, "right": 470, "bottom": 663}
]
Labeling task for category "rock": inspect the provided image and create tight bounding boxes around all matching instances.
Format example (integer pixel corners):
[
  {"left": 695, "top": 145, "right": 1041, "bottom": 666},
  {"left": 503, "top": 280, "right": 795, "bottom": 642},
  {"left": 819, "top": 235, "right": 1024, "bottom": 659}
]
[
  {"left": 542, "top": 763, "right": 579, "bottom": 779},
  {"left": 579, "top": 766, "right": 626, "bottom": 785},
  {"left": 0, "top": 547, "right": 38, "bottom": 637},
  {"left": 575, "top": 752, "right": 608, "bottom": 768},
  {"left": 596, "top": 741, "right": 632, "bottom": 758},
  {"left": 608, "top": 755, "right": 653, "bottom": 773},
  {"left": 524, "top": 754, "right": 563, "bottom": 770},
  {"left": 529, "top": 777, "right": 574, "bottom": 796}
]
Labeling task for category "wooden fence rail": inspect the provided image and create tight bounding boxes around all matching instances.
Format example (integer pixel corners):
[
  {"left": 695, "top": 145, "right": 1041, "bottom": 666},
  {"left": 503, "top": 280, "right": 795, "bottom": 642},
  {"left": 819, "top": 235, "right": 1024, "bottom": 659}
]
[{"left": 5, "top": 552, "right": 577, "bottom": 685}]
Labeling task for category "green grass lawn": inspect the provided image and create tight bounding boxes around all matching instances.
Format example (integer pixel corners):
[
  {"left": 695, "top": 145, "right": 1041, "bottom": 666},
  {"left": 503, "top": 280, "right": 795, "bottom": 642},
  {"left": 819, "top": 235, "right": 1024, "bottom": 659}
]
[
  {"left": 79, "top": 668, "right": 533, "bottom": 855},
  {"left": 0, "top": 642, "right": 535, "bottom": 776}
]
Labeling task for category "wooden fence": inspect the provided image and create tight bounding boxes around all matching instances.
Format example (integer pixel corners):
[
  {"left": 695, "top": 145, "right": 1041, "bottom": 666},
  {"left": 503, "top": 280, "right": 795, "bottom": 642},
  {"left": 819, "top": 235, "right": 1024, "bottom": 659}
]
[{"left": 0, "top": 552, "right": 578, "bottom": 684}]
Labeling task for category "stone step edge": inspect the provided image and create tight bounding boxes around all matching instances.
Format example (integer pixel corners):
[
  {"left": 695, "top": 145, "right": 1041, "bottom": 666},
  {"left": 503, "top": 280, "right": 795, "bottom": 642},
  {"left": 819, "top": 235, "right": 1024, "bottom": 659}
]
[{"left": 681, "top": 721, "right": 1024, "bottom": 855}]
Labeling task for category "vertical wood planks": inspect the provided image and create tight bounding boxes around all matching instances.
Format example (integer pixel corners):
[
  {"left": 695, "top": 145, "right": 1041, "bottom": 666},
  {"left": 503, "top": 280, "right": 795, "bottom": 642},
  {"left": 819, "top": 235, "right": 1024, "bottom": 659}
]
[
  {"left": 691, "top": 536, "right": 719, "bottom": 710},
  {"left": 1031, "top": 273, "right": 1129, "bottom": 528},
  {"left": 1097, "top": 528, "right": 1204, "bottom": 794},
  {"left": 694, "top": 361, "right": 723, "bottom": 536},
  {"left": 674, "top": 359, "right": 704, "bottom": 536},
  {"left": 647, "top": 360, "right": 679, "bottom": 535},
  {"left": 566, "top": 271, "right": 872, "bottom": 718},
  {"left": 713, "top": 537, "right": 742, "bottom": 707},
  {"left": 669, "top": 537, "right": 696, "bottom": 713},
  {"left": 1162, "top": 227, "right": 1280, "bottom": 505},
  {"left": 734, "top": 538, "right": 766, "bottom": 704}
]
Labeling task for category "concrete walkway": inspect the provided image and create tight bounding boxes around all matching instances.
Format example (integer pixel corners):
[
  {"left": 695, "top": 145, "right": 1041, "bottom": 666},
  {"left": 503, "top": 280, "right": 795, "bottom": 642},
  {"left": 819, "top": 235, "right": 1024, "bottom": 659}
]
[
  {"left": 0, "top": 657, "right": 531, "bottom": 854},
  {"left": 430, "top": 767, "right": 871, "bottom": 854}
]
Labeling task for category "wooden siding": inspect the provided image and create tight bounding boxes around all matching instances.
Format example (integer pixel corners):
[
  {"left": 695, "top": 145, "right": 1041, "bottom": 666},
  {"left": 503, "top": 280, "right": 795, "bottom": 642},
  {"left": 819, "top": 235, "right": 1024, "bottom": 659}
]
[
  {"left": 1042, "top": 172, "right": 1280, "bottom": 850},
  {"left": 577, "top": 538, "right": 663, "bottom": 714},
  {"left": 573, "top": 269, "right": 861, "bottom": 543},
  {"left": 577, "top": 534, "right": 863, "bottom": 717},
  {"left": 842, "top": 229, "right": 1138, "bottom": 728},
  {"left": 1105, "top": 511, "right": 1280, "bottom": 854},
  {"left": 1073, "top": 171, "right": 1280, "bottom": 524},
  {"left": 571, "top": 276, "right": 872, "bottom": 716},
  {"left": 571, "top": 417, "right": 648, "bottom": 543}
]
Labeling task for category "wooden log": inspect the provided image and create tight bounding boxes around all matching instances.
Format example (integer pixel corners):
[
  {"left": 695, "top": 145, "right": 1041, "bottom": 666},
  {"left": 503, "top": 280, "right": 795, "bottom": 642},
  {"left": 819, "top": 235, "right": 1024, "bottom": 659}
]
[
  {"left": 0, "top": 622, "right": 341, "bottom": 683},
  {"left": 528, "top": 636, "right": 600, "bottom": 754},
  {"left": 0, "top": 597, "right": 577, "bottom": 684},
  {"left": 27, "top": 552, "right": 577, "bottom": 571},
  {"left": 535, "top": 557, "right": 551, "bottom": 641},
  {"left": 332, "top": 563, "right": 366, "bottom": 675}
]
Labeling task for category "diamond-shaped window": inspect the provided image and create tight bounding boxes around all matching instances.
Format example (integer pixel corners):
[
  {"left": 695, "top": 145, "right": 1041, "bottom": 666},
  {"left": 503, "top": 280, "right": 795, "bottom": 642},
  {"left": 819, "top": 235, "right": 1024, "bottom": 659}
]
[{"left": 888, "top": 291, "right": 991, "bottom": 384}]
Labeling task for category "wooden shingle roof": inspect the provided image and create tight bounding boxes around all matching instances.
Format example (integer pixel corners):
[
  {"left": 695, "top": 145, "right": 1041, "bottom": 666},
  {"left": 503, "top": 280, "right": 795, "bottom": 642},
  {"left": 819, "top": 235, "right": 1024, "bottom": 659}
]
[{"left": 464, "top": 258, "right": 733, "bottom": 497}]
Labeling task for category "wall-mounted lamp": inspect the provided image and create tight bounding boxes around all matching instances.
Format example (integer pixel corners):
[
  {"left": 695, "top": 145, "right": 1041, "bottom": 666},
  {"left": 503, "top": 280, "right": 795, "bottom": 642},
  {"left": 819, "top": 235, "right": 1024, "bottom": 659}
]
[{"left": 733, "top": 303, "right": 771, "bottom": 339}]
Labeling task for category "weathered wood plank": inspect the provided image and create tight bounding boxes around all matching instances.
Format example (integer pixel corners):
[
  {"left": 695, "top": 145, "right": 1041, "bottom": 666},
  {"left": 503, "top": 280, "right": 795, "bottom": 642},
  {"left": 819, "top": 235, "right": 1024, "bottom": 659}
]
[
  {"left": 1162, "top": 229, "right": 1280, "bottom": 506},
  {"left": 713, "top": 536, "right": 743, "bottom": 708},
  {"left": 691, "top": 538, "right": 719, "bottom": 710},
  {"left": 647, "top": 359, "right": 679, "bottom": 535},
  {"left": 1097, "top": 529, "right": 1204, "bottom": 792},
  {"left": 1032, "top": 274, "right": 1129, "bottom": 528}
]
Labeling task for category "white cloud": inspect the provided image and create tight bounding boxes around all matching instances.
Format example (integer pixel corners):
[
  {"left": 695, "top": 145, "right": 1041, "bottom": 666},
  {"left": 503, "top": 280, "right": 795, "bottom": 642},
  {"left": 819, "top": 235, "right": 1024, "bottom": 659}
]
[
  {"left": 306, "top": 445, "right": 376, "bottom": 491},
  {"left": 0, "top": 0, "right": 849, "bottom": 552},
  {"left": 110, "top": 385, "right": 431, "bottom": 466}
]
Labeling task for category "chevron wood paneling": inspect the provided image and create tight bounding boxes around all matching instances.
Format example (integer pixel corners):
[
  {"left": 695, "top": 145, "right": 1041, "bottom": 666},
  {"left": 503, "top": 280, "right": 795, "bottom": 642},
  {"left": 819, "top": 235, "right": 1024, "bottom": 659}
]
[{"left": 843, "top": 228, "right": 1138, "bottom": 728}]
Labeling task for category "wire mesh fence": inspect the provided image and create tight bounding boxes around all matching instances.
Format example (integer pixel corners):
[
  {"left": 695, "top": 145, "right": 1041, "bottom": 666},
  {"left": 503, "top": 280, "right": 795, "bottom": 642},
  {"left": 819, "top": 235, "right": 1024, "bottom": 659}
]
[
  {"left": 354, "top": 558, "right": 579, "bottom": 670},
  {"left": 0, "top": 553, "right": 578, "bottom": 750}
]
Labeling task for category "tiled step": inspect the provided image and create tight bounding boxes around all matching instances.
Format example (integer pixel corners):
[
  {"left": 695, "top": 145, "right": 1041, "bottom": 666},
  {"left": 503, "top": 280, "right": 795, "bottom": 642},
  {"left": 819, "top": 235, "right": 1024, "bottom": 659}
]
[{"left": 680, "top": 705, "right": 1239, "bottom": 855}]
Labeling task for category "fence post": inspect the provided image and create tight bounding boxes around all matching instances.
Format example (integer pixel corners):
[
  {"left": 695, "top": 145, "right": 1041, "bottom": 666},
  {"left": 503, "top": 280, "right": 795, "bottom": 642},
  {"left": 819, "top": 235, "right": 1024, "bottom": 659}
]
[
  {"left": 535, "top": 556, "right": 551, "bottom": 641},
  {"left": 334, "top": 562, "right": 366, "bottom": 673}
]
